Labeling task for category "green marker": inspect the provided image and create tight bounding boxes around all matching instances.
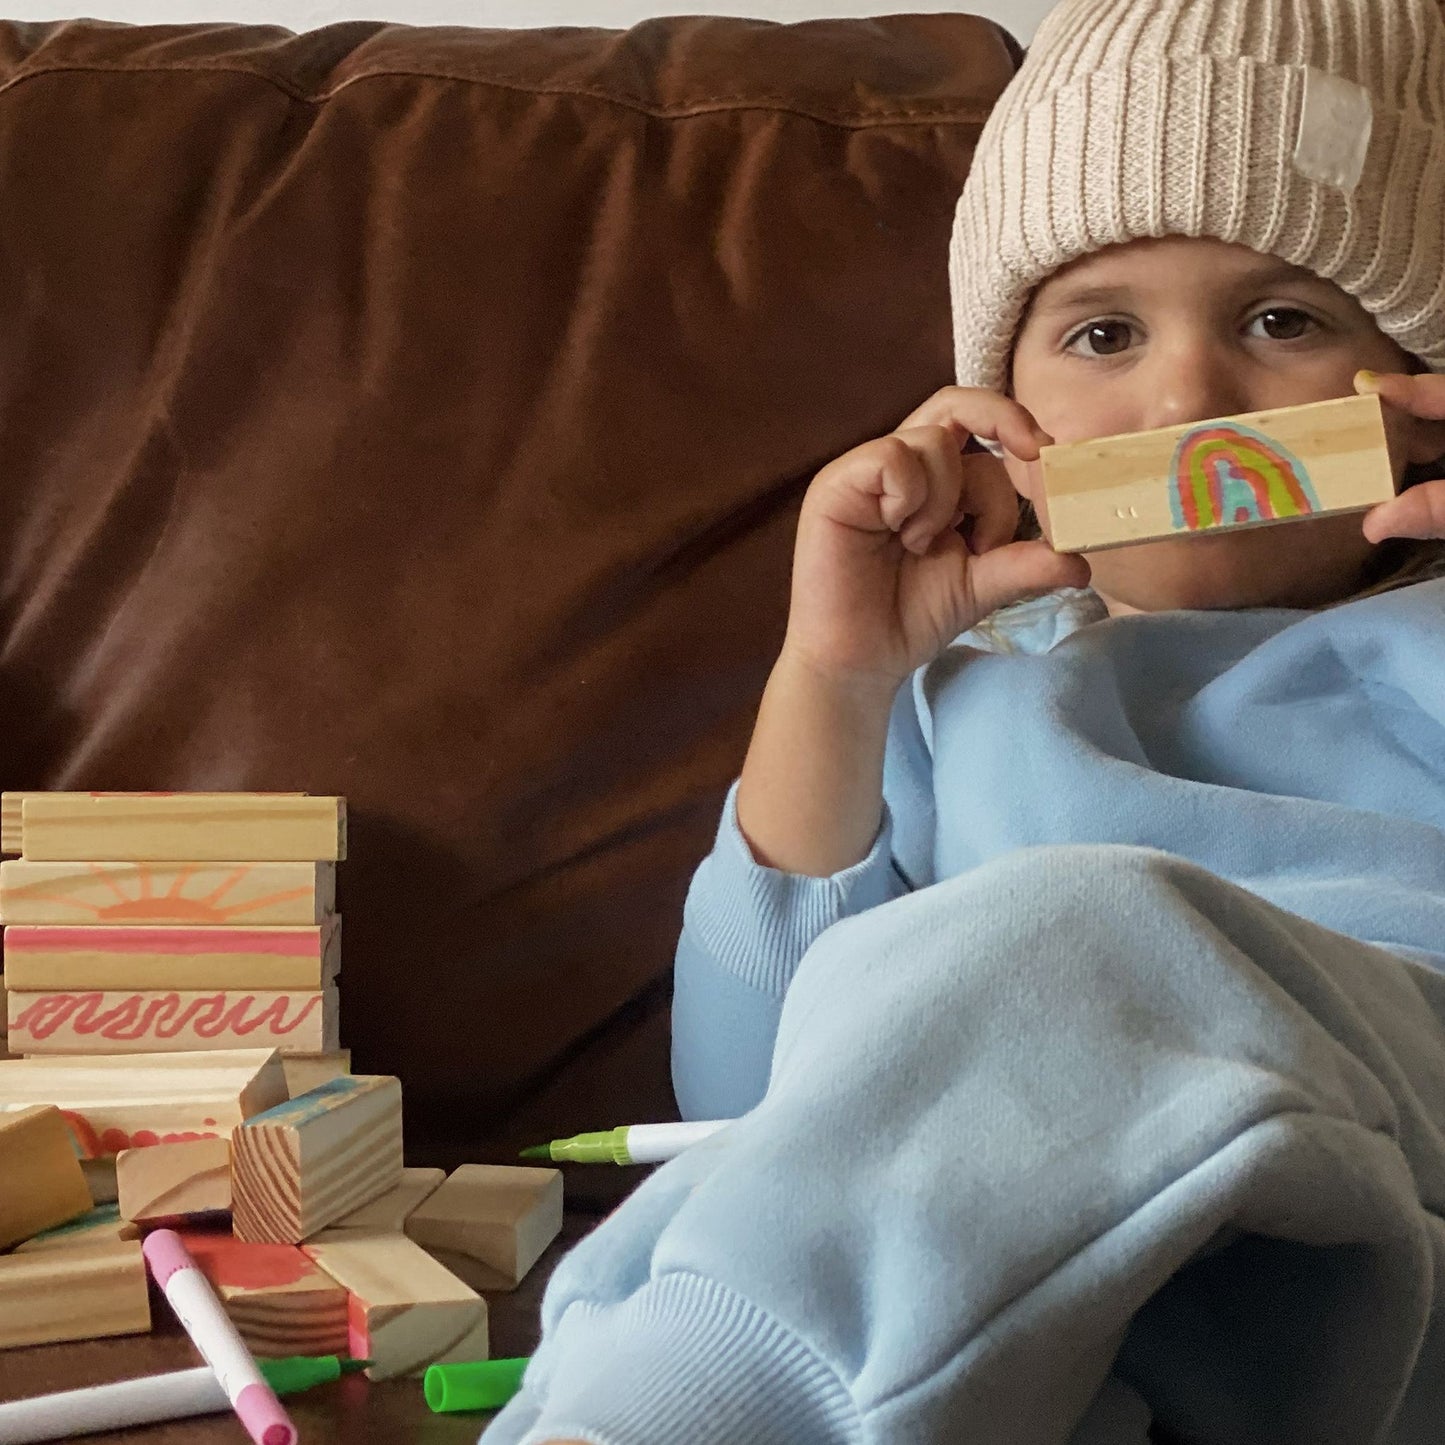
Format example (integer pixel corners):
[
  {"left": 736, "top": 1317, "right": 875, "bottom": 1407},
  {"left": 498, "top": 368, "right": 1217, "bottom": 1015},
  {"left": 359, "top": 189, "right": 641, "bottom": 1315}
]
[
  {"left": 425, "top": 1357, "right": 530, "bottom": 1412},
  {"left": 519, "top": 1119, "right": 732, "bottom": 1165},
  {"left": 262, "top": 1356, "right": 371, "bottom": 1393}
]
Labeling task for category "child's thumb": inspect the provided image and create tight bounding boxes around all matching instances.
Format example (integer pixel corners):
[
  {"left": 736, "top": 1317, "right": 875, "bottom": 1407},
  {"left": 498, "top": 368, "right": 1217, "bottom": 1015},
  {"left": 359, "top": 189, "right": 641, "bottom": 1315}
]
[{"left": 967, "top": 540, "right": 1092, "bottom": 621}]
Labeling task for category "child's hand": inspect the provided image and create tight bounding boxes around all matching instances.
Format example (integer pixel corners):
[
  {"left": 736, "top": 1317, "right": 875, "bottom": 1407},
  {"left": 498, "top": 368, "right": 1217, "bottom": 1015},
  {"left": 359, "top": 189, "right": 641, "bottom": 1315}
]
[
  {"left": 1355, "top": 370, "right": 1445, "bottom": 543},
  {"left": 782, "top": 386, "right": 1092, "bottom": 688}
]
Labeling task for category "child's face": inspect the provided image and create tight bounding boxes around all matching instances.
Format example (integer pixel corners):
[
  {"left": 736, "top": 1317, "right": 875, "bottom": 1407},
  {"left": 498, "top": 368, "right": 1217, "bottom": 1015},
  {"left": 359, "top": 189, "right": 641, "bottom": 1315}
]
[{"left": 1006, "top": 235, "right": 1438, "bottom": 613}]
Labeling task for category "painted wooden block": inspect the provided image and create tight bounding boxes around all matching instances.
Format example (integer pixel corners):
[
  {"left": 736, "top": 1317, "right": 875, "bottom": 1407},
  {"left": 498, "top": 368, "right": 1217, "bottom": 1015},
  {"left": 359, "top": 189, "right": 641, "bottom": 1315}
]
[
  {"left": 0, "top": 1104, "right": 94, "bottom": 1249},
  {"left": 3, "top": 919, "right": 341, "bottom": 992},
  {"left": 302, "top": 1231, "right": 489, "bottom": 1380},
  {"left": 0, "top": 860, "right": 335, "bottom": 926},
  {"left": 1039, "top": 392, "right": 1398, "bottom": 553},
  {"left": 7, "top": 985, "right": 339, "bottom": 1056},
  {"left": 14, "top": 1202, "right": 140, "bottom": 1253},
  {"left": 116, "top": 1136, "right": 232, "bottom": 1224},
  {"left": 232, "top": 1076, "right": 403, "bottom": 1244},
  {"left": 404, "top": 1165, "right": 563, "bottom": 1292},
  {"left": 19, "top": 793, "right": 346, "bottom": 863},
  {"left": 0, "top": 1048, "right": 288, "bottom": 1159},
  {"left": 0, "top": 1240, "right": 151, "bottom": 1348},
  {"left": 281, "top": 1049, "right": 351, "bottom": 1097},
  {"left": 330, "top": 1167, "right": 446, "bottom": 1233},
  {"left": 174, "top": 1228, "right": 349, "bottom": 1357}
]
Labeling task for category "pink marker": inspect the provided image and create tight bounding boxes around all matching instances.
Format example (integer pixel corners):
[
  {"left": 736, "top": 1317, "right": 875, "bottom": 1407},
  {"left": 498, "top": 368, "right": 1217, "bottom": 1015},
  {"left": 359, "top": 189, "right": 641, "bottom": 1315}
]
[{"left": 141, "top": 1230, "right": 297, "bottom": 1445}]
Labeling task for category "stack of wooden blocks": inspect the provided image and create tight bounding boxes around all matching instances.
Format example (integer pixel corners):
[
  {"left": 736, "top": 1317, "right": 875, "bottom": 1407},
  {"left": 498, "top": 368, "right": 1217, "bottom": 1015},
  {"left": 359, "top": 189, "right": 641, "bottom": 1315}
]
[{"left": 0, "top": 793, "right": 563, "bottom": 1382}]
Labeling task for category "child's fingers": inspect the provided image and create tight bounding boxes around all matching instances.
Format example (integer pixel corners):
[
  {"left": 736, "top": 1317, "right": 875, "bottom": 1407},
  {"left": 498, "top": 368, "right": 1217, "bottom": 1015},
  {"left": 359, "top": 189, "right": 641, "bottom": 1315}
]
[
  {"left": 890, "top": 427, "right": 965, "bottom": 553},
  {"left": 1362, "top": 481, "right": 1445, "bottom": 543},
  {"left": 897, "top": 385, "right": 1053, "bottom": 462},
  {"left": 1355, "top": 369, "right": 1445, "bottom": 421},
  {"left": 967, "top": 539, "right": 1092, "bottom": 620}
]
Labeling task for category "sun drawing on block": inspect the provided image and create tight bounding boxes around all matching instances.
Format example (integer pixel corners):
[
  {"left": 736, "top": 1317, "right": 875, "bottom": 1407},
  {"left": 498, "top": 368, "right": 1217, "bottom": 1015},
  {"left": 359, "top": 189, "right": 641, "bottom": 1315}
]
[
  {"left": 10, "top": 862, "right": 313, "bottom": 923},
  {"left": 1169, "top": 421, "right": 1321, "bottom": 532}
]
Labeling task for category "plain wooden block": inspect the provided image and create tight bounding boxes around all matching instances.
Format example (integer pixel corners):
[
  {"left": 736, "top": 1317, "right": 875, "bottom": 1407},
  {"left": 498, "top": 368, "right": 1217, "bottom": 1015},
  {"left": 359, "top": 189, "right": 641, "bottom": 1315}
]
[
  {"left": 8, "top": 985, "right": 339, "bottom": 1056},
  {"left": 3, "top": 919, "right": 341, "bottom": 991},
  {"left": 1, "top": 793, "right": 308, "bottom": 858},
  {"left": 15, "top": 1202, "right": 140, "bottom": 1253},
  {"left": 0, "top": 860, "right": 336, "bottom": 926},
  {"left": 404, "top": 1165, "right": 563, "bottom": 1292},
  {"left": 232, "top": 1076, "right": 404, "bottom": 1243},
  {"left": 1039, "top": 393, "right": 1398, "bottom": 553},
  {"left": 302, "top": 1231, "right": 488, "bottom": 1379},
  {"left": 81, "top": 1156, "right": 120, "bottom": 1203},
  {"left": 281, "top": 1050, "right": 351, "bottom": 1097},
  {"left": 0, "top": 1104, "right": 94, "bottom": 1249},
  {"left": 0, "top": 1048, "right": 288, "bottom": 1159},
  {"left": 116, "top": 1136, "right": 232, "bottom": 1224},
  {"left": 19, "top": 793, "right": 346, "bottom": 863},
  {"left": 329, "top": 1167, "right": 446, "bottom": 1233},
  {"left": 175, "top": 1228, "right": 349, "bottom": 1357},
  {"left": 0, "top": 1240, "right": 151, "bottom": 1348}
]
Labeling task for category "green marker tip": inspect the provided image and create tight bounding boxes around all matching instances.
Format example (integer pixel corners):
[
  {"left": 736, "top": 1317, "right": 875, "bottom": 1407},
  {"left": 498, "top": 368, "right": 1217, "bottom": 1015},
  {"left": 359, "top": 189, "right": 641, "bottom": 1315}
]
[
  {"left": 518, "top": 1144, "right": 551, "bottom": 1159},
  {"left": 341, "top": 1359, "right": 373, "bottom": 1374}
]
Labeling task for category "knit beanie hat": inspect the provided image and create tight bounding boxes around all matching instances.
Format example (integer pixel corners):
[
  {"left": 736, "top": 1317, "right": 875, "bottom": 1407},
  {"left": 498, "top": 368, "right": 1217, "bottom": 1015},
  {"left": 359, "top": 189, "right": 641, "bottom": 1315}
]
[{"left": 950, "top": 0, "right": 1445, "bottom": 396}]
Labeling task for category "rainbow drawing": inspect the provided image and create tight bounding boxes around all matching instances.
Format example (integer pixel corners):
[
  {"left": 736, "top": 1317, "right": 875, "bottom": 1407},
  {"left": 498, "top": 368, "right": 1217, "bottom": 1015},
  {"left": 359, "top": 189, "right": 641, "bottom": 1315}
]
[{"left": 1169, "top": 422, "right": 1321, "bottom": 532}]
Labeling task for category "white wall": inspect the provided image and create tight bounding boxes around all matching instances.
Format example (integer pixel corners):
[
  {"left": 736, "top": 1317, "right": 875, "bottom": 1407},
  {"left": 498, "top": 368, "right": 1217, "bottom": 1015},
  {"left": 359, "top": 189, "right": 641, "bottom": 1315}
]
[{"left": 23, "top": 0, "right": 1053, "bottom": 44}]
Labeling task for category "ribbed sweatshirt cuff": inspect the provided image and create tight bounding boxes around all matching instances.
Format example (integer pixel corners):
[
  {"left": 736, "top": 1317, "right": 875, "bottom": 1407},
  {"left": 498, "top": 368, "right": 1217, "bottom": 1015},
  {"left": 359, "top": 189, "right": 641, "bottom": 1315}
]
[
  {"left": 510, "top": 1271, "right": 861, "bottom": 1445},
  {"left": 682, "top": 780, "right": 901, "bottom": 996}
]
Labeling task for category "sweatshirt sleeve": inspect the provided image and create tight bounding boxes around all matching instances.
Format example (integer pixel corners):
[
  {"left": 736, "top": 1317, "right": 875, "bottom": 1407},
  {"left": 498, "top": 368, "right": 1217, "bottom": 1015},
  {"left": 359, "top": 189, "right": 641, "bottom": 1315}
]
[{"left": 670, "top": 677, "right": 936, "bottom": 1120}]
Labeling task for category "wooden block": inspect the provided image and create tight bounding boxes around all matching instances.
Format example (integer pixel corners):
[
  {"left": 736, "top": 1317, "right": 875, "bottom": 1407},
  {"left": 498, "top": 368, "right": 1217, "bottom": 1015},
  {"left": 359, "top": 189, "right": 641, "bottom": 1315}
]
[
  {"left": 8, "top": 985, "right": 339, "bottom": 1056},
  {"left": 404, "top": 1165, "right": 563, "bottom": 1292},
  {"left": 0, "top": 860, "right": 336, "bottom": 926},
  {"left": 81, "top": 1156, "right": 120, "bottom": 1203},
  {"left": 0, "top": 1240, "right": 151, "bottom": 1348},
  {"left": 14, "top": 1202, "right": 140, "bottom": 1253},
  {"left": 116, "top": 1136, "right": 232, "bottom": 1224},
  {"left": 303, "top": 1231, "right": 488, "bottom": 1379},
  {"left": 0, "top": 793, "right": 21, "bottom": 855},
  {"left": 0, "top": 1048, "right": 288, "bottom": 1158},
  {"left": 281, "top": 1049, "right": 351, "bottom": 1097},
  {"left": 20, "top": 793, "right": 346, "bottom": 863},
  {"left": 232, "top": 1076, "right": 403, "bottom": 1244},
  {"left": 1039, "top": 393, "right": 1398, "bottom": 553},
  {"left": 330, "top": 1167, "right": 446, "bottom": 1233},
  {"left": 0, "top": 1104, "right": 93, "bottom": 1248},
  {"left": 3, "top": 920, "right": 342, "bottom": 992},
  {"left": 173, "top": 1228, "right": 349, "bottom": 1357}
]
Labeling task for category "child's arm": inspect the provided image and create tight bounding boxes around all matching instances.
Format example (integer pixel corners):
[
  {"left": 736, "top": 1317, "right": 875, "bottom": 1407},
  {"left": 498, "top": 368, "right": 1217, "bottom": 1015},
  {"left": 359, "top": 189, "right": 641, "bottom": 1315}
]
[
  {"left": 736, "top": 386, "right": 1089, "bottom": 875},
  {"left": 671, "top": 389, "right": 1091, "bottom": 1119}
]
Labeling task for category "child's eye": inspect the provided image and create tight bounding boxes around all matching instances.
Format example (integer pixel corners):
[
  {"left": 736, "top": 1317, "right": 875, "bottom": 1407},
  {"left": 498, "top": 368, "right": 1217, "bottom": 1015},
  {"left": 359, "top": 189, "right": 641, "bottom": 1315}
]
[
  {"left": 1247, "top": 307, "right": 1317, "bottom": 341},
  {"left": 1063, "top": 320, "right": 1135, "bottom": 357}
]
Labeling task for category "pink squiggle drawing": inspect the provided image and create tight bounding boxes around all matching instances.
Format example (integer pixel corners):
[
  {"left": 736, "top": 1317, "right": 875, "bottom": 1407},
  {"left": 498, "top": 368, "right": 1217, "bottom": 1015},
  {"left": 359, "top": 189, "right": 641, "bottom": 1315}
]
[{"left": 13, "top": 991, "right": 322, "bottom": 1042}]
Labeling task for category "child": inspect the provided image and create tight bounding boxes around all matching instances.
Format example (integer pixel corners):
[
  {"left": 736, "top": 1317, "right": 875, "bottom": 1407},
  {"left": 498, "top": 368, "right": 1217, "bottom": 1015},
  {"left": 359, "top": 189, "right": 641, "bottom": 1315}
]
[{"left": 489, "top": 2, "right": 1445, "bottom": 1442}]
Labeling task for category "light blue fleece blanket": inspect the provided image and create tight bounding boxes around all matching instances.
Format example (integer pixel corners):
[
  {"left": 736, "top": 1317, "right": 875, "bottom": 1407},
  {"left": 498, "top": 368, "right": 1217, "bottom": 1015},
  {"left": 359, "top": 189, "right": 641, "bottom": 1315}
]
[{"left": 483, "top": 581, "right": 1445, "bottom": 1445}]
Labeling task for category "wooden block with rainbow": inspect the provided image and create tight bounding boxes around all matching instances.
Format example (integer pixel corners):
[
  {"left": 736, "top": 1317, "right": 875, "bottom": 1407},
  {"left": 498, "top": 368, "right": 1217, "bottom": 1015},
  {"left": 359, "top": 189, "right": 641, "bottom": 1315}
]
[{"left": 1038, "top": 392, "right": 1398, "bottom": 553}]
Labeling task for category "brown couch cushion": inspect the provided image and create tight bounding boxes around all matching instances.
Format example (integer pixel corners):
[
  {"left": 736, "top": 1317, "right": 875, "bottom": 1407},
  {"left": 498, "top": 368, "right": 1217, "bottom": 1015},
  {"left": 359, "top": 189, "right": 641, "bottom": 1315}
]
[{"left": 0, "top": 15, "right": 1018, "bottom": 1204}]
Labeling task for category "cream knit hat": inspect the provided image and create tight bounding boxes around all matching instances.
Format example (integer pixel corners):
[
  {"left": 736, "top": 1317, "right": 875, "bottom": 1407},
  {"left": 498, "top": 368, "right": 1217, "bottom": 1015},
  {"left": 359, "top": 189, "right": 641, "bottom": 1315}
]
[{"left": 950, "top": 0, "right": 1445, "bottom": 395}]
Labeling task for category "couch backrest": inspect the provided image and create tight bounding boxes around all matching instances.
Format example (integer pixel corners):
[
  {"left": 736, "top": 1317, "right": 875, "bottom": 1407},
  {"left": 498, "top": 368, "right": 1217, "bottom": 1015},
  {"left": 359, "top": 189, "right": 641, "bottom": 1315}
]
[{"left": 0, "top": 14, "right": 1018, "bottom": 1199}]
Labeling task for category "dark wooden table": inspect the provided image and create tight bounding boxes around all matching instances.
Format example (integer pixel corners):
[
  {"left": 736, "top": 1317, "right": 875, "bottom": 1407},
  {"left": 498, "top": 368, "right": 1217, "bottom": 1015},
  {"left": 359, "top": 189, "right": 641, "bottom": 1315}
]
[{"left": 0, "top": 1213, "right": 595, "bottom": 1443}]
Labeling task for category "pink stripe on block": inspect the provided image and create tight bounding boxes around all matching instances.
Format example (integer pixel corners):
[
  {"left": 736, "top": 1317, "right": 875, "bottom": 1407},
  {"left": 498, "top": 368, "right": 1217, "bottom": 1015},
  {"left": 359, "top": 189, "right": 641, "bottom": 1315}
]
[{"left": 6, "top": 926, "right": 318, "bottom": 955}]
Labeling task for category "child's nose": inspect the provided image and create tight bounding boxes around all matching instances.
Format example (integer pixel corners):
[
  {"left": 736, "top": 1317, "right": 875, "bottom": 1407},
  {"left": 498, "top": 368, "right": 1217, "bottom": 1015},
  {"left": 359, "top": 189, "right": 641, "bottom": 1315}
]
[{"left": 1137, "top": 337, "right": 1252, "bottom": 432}]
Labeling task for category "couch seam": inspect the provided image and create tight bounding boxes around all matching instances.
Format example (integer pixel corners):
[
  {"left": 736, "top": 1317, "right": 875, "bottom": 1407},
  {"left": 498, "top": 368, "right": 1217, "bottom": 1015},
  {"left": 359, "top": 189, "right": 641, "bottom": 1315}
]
[{"left": 0, "top": 59, "right": 999, "bottom": 130}]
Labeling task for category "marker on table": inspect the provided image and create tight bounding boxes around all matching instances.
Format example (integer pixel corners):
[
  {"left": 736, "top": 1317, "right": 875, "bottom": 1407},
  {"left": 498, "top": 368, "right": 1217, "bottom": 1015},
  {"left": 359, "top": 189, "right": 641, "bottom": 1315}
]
[
  {"left": 520, "top": 1118, "right": 733, "bottom": 1164},
  {"left": 142, "top": 1229, "right": 298, "bottom": 1445},
  {"left": 425, "top": 1357, "right": 531, "bottom": 1412},
  {"left": 0, "top": 1357, "right": 367, "bottom": 1445}
]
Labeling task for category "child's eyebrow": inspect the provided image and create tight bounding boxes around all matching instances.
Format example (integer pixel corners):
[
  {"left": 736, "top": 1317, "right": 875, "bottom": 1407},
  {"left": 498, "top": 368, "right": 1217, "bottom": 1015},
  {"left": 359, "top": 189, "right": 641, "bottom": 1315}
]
[{"left": 1030, "top": 263, "right": 1331, "bottom": 321}]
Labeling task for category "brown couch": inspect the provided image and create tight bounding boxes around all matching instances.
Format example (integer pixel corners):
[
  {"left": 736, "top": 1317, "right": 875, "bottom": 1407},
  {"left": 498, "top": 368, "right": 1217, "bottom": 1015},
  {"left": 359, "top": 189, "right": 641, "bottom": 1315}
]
[{"left": 0, "top": 12, "right": 1018, "bottom": 1434}]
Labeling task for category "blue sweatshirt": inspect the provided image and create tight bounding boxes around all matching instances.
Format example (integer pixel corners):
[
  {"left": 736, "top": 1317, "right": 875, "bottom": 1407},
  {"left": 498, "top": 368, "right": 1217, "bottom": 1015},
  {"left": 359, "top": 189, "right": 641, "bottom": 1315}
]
[{"left": 672, "top": 581, "right": 1445, "bottom": 1120}]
